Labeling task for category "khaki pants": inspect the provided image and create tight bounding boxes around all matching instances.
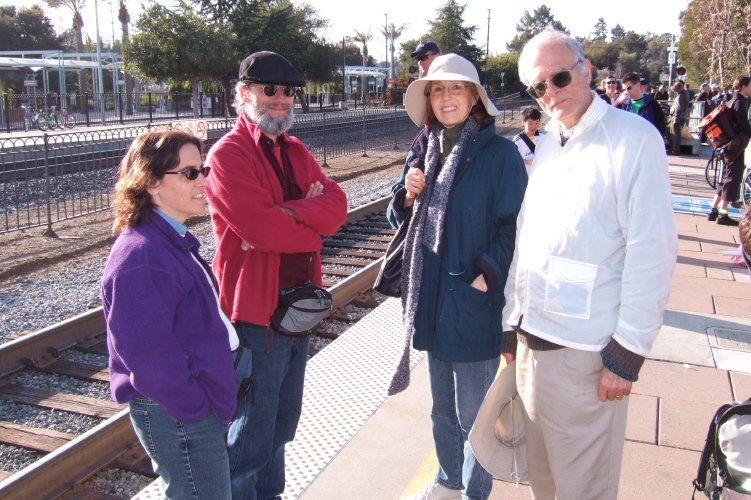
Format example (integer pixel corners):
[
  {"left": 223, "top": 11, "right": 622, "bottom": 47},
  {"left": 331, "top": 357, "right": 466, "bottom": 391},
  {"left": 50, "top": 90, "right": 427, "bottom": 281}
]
[{"left": 516, "top": 342, "right": 629, "bottom": 500}]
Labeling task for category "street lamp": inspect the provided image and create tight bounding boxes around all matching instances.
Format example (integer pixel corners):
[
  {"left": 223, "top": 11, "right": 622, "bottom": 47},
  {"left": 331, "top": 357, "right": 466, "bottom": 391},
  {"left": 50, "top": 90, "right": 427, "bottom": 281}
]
[{"left": 342, "top": 36, "right": 351, "bottom": 107}]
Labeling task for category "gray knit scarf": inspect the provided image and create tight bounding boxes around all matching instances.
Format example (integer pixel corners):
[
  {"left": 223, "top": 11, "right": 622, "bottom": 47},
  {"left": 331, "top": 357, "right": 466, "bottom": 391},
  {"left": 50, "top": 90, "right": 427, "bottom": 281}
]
[{"left": 388, "top": 116, "right": 481, "bottom": 396}]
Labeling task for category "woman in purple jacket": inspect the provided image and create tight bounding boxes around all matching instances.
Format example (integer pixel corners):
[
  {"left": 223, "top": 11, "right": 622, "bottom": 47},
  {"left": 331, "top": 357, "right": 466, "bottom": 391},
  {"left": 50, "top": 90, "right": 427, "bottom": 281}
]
[{"left": 101, "top": 130, "right": 239, "bottom": 499}]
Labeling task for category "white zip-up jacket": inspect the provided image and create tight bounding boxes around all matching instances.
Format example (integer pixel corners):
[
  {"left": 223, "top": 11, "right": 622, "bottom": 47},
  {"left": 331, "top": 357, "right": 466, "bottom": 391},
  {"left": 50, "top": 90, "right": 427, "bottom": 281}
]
[{"left": 502, "top": 92, "right": 677, "bottom": 357}]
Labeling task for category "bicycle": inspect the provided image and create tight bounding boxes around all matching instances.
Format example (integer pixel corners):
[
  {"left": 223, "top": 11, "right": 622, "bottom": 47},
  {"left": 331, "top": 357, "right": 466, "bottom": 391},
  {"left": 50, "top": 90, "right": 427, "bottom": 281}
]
[
  {"left": 20, "top": 105, "right": 36, "bottom": 132},
  {"left": 34, "top": 109, "right": 55, "bottom": 131},
  {"left": 741, "top": 165, "right": 751, "bottom": 207},
  {"left": 705, "top": 147, "right": 725, "bottom": 190},
  {"left": 49, "top": 105, "right": 76, "bottom": 129}
]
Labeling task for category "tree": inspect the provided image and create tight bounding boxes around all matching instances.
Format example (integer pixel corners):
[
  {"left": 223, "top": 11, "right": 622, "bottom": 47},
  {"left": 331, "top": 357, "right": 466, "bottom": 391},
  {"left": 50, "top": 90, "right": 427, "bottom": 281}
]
[
  {"left": 197, "top": 0, "right": 336, "bottom": 90},
  {"left": 46, "top": 0, "right": 86, "bottom": 92},
  {"left": 611, "top": 24, "right": 626, "bottom": 41},
  {"left": 507, "top": 5, "right": 568, "bottom": 53},
  {"left": 485, "top": 52, "right": 521, "bottom": 93},
  {"left": 591, "top": 17, "right": 607, "bottom": 42},
  {"left": 117, "top": 0, "right": 135, "bottom": 115},
  {"left": 679, "top": 0, "right": 751, "bottom": 88},
  {"left": 425, "top": 0, "right": 483, "bottom": 62},
  {"left": 379, "top": 22, "right": 405, "bottom": 77},
  {"left": 125, "top": 1, "right": 237, "bottom": 118},
  {"left": 353, "top": 29, "right": 372, "bottom": 67},
  {"left": 0, "top": 5, "right": 63, "bottom": 93}
]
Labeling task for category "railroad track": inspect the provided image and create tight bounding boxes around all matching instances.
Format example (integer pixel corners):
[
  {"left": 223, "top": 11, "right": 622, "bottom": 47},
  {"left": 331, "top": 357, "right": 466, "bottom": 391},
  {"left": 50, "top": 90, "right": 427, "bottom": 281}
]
[{"left": 0, "top": 196, "right": 392, "bottom": 499}]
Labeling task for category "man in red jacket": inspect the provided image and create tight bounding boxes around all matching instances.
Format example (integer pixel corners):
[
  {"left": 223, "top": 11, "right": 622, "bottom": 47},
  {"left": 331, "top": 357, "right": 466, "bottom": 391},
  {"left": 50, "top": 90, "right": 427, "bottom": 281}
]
[{"left": 205, "top": 51, "right": 347, "bottom": 500}]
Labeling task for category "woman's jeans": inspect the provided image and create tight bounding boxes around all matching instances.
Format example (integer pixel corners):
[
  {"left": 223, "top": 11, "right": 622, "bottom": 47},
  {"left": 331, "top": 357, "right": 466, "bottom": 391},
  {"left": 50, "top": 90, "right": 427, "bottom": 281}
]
[
  {"left": 128, "top": 397, "right": 231, "bottom": 500},
  {"left": 427, "top": 353, "right": 500, "bottom": 500},
  {"left": 227, "top": 322, "right": 309, "bottom": 500}
]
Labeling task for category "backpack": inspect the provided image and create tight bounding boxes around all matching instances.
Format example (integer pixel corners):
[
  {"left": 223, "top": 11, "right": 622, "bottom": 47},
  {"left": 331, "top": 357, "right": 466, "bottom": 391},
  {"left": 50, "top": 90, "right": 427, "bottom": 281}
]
[
  {"left": 698, "top": 103, "right": 740, "bottom": 151},
  {"left": 693, "top": 398, "right": 751, "bottom": 499}
]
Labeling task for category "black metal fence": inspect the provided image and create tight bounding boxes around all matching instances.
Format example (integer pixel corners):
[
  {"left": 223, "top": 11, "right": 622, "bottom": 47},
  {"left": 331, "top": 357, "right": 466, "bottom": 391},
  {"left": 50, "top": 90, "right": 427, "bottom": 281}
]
[
  {"left": 0, "top": 107, "right": 417, "bottom": 234},
  {"left": 2, "top": 92, "right": 229, "bottom": 133}
]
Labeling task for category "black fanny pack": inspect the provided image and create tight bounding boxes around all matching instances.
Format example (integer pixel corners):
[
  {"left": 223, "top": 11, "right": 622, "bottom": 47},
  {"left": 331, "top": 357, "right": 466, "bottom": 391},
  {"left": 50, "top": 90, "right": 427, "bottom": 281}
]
[{"left": 270, "top": 282, "right": 332, "bottom": 337}]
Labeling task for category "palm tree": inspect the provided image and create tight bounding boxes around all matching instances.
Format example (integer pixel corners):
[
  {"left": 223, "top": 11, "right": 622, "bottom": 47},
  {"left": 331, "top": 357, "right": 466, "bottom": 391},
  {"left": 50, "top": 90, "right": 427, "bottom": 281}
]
[
  {"left": 47, "top": 0, "right": 87, "bottom": 92},
  {"left": 117, "top": 0, "right": 134, "bottom": 115},
  {"left": 353, "top": 29, "right": 373, "bottom": 67},
  {"left": 379, "top": 23, "right": 406, "bottom": 78}
]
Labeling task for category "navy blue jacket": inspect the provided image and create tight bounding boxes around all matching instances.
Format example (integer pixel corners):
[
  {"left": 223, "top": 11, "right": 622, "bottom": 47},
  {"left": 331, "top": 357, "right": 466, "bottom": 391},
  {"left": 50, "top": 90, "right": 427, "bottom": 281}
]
[
  {"left": 388, "top": 121, "right": 527, "bottom": 362},
  {"left": 620, "top": 93, "right": 667, "bottom": 138}
]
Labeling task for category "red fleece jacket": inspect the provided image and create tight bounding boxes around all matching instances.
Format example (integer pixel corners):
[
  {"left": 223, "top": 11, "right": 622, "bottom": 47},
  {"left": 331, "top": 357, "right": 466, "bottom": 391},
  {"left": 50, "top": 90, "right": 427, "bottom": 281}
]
[{"left": 205, "top": 115, "right": 347, "bottom": 325}]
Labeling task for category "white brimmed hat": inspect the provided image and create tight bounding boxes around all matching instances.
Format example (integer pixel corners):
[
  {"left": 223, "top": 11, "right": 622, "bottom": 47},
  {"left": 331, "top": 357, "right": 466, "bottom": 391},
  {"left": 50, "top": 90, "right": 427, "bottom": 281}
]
[
  {"left": 404, "top": 53, "right": 500, "bottom": 127},
  {"left": 468, "top": 360, "right": 528, "bottom": 483}
]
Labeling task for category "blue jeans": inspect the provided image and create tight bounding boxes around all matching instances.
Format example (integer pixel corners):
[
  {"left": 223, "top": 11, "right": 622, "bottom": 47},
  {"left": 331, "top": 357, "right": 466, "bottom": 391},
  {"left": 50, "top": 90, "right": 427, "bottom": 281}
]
[
  {"left": 427, "top": 353, "right": 500, "bottom": 500},
  {"left": 128, "top": 397, "right": 231, "bottom": 500},
  {"left": 228, "top": 322, "right": 309, "bottom": 500}
]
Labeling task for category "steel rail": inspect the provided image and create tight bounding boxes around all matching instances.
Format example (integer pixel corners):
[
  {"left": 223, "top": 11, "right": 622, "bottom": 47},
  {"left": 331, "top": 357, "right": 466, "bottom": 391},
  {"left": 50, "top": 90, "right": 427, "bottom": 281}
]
[{"left": 0, "top": 196, "right": 392, "bottom": 499}]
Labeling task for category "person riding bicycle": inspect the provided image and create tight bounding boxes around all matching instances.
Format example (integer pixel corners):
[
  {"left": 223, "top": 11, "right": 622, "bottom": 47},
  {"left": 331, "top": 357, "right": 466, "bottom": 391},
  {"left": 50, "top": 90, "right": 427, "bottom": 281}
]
[{"left": 708, "top": 75, "right": 751, "bottom": 226}]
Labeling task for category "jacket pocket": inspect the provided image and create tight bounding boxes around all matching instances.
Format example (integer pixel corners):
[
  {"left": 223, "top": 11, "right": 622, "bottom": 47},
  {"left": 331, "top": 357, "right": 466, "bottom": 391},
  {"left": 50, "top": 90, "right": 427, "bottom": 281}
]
[
  {"left": 543, "top": 256, "right": 597, "bottom": 319},
  {"left": 440, "top": 272, "right": 494, "bottom": 344}
]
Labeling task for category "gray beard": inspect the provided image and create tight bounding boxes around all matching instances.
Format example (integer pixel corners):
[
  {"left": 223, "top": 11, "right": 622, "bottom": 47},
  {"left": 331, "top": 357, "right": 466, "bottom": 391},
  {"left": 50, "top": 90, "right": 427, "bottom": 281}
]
[{"left": 245, "top": 104, "right": 294, "bottom": 136}]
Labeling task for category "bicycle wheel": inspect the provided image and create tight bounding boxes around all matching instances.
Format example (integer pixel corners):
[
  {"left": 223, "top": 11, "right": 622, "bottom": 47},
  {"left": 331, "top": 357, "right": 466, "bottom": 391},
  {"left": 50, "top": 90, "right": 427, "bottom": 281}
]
[
  {"left": 36, "top": 112, "right": 49, "bottom": 131},
  {"left": 53, "top": 113, "right": 63, "bottom": 129},
  {"left": 705, "top": 152, "right": 721, "bottom": 189},
  {"left": 742, "top": 169, "right": 751, "bottom": 207},
  {"left": 63, "top": 113, "right": 76, "bottom": 128}
]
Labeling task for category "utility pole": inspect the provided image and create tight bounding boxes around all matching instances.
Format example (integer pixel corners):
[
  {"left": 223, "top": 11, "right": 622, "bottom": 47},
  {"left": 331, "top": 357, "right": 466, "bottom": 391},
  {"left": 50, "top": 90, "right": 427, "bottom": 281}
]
[{"left": 485, "top": 9, "right": 491, "bottom": 88}]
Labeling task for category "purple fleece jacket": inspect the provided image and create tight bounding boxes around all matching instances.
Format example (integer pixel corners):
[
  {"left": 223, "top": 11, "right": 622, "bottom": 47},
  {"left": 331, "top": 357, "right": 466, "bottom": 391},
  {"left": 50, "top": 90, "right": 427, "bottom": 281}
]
[{"left": 101, "top": 211, "right": 237, "bottom": 425}]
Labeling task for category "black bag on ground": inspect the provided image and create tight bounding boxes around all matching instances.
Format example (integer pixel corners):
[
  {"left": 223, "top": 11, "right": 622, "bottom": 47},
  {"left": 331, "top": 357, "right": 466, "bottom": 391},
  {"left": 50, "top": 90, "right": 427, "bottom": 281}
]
[
  {"left": 270, "top": 282, "right": 332, "bottom": 337},
  {"left": 374, "top": 211, "right": 411, "bottom": 298},
  {"left": 693, "top": 398, "right": 751, "bottom": 499}
]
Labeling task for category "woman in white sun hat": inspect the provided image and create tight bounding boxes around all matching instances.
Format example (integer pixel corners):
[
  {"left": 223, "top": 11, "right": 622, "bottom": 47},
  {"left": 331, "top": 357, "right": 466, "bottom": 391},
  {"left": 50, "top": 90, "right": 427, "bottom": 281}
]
[{"left": 386, "top": 53, "right": 528, "bottom": 500}]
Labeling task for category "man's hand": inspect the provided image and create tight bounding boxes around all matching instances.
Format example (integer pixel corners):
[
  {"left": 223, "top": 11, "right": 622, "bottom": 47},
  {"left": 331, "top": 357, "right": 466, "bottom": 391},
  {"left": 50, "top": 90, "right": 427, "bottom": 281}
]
[
  {"left": 502, "top": 352, "right": 516, "bottom": 365},
  {"left": 305, "top": 181, "right": 323, "bottom": 199},
  {"left": 598, "top": 367, "right": 632, "bottom": 402}
]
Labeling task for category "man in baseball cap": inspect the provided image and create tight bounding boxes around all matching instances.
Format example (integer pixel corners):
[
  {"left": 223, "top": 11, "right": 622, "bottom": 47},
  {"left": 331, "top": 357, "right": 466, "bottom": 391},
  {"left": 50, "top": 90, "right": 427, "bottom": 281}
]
[
  {"left": 205, "top": 51, "right": 347, "bottom": 500},
  {"left": 411, "top": 40, "right": 441, "bottom": 76}
]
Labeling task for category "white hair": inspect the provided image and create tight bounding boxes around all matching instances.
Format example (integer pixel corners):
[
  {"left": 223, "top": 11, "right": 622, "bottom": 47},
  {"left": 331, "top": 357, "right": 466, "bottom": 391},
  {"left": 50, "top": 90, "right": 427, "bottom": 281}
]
[{"left": 518, "top": 29, "right": 587, "bottom": 86}]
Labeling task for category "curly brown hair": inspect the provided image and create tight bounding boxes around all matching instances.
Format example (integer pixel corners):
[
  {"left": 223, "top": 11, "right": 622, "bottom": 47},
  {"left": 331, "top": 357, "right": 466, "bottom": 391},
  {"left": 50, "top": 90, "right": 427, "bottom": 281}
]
[
  {"left": 112, "top": 130, "right": 203, "bottom": 234},
  {"left": 423, "top": 82, "right": 493, "bottom": 127}
]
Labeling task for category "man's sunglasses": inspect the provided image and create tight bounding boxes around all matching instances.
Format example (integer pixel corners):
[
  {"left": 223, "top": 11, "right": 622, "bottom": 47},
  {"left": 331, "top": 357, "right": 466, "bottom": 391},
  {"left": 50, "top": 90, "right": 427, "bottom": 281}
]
[
  {"left": 250, "top": 84, "right": 298, "bottom": 97},
  {"left": 606, "top": 81, "right": 617, "bottom": 85},
  {"left": 526, "top": 61, "right": 583, "bottom": 99},
  {"left": 415, "top": 53, "right": 437, "bottom": 62},
  {"left": 163, "top": 166, "right": 209, "bottom": 181}
]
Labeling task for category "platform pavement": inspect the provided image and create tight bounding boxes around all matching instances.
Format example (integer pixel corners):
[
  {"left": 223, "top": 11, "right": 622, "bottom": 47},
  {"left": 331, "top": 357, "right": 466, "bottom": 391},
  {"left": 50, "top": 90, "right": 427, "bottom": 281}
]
[{"left": 298, "top": 149, "right": 751, "bottom": 500}]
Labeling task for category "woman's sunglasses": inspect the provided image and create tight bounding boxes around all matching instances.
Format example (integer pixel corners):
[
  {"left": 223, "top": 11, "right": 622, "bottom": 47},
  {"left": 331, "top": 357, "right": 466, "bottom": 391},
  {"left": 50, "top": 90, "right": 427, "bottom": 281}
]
[
  {"left": 251, "top": 84, "right": 298, "bottom": 97},
  {"left": 526, "top": 61, "right": 583, "bottom": 99},
  {"left": 164, "top": 166, "right": 209, "bottom": 181}
]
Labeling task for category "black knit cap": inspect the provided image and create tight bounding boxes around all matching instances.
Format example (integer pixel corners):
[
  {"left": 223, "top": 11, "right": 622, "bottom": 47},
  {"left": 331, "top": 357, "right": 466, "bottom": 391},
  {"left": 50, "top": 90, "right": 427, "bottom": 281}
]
[{"left": 238, "top": 51, "right": 306, "bottom": 87}]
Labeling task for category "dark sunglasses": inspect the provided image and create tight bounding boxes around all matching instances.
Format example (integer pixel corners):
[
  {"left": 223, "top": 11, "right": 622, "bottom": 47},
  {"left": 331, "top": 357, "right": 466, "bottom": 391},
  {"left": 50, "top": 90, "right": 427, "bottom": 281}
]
[
  {"left": 415, "top": 53, "right": 437, "bottom": 62},
  {"left": 251, "top": 83, "right": 297, "bottom": 97},
  {"left": 526, "top": 61, "right": 582, "bottom": 99},
  {"left": 163, "top": 166, "right": 209, "bottom": 181},
  {"left": 606, "top": 81, "right": 617, "bottom": 85}
]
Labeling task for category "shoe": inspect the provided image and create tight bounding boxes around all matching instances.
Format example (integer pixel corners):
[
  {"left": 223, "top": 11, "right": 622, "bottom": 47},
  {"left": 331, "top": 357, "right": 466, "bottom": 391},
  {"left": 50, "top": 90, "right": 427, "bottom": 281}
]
[
  {"left": 731, "top": 200, "right": 745, "bottom": 209},
  {"left": 708, "top": 208, "right": 719, "bottom": 221},
  {"left": 717, "top": 214, "right": 740, "bottom": 226},
  {"left": 401, "top": 481, "right": 462, "bottom": 500}
]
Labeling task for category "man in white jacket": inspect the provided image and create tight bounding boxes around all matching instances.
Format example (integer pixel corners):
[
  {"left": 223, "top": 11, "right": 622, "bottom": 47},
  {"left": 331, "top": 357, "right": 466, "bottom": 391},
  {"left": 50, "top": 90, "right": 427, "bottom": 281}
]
[{"left": 501, "top": 29, "right": 677, "bottom": 499}]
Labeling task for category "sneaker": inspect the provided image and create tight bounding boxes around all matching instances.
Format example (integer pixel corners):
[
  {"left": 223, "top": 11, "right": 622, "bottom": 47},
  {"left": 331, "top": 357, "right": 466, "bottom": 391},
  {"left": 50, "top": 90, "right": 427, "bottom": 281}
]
[
  {"left": 731, "top": 200, "right": 745, "bottom": 209},
  {"left": 717, "top": 214, "right": 740, "bottom": 226},
  {"left": 401, "top": 482, "right": 462, "bottom": 500},
  {"left": 708, "top": 208, "right": 719, "bottom": 221}
]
